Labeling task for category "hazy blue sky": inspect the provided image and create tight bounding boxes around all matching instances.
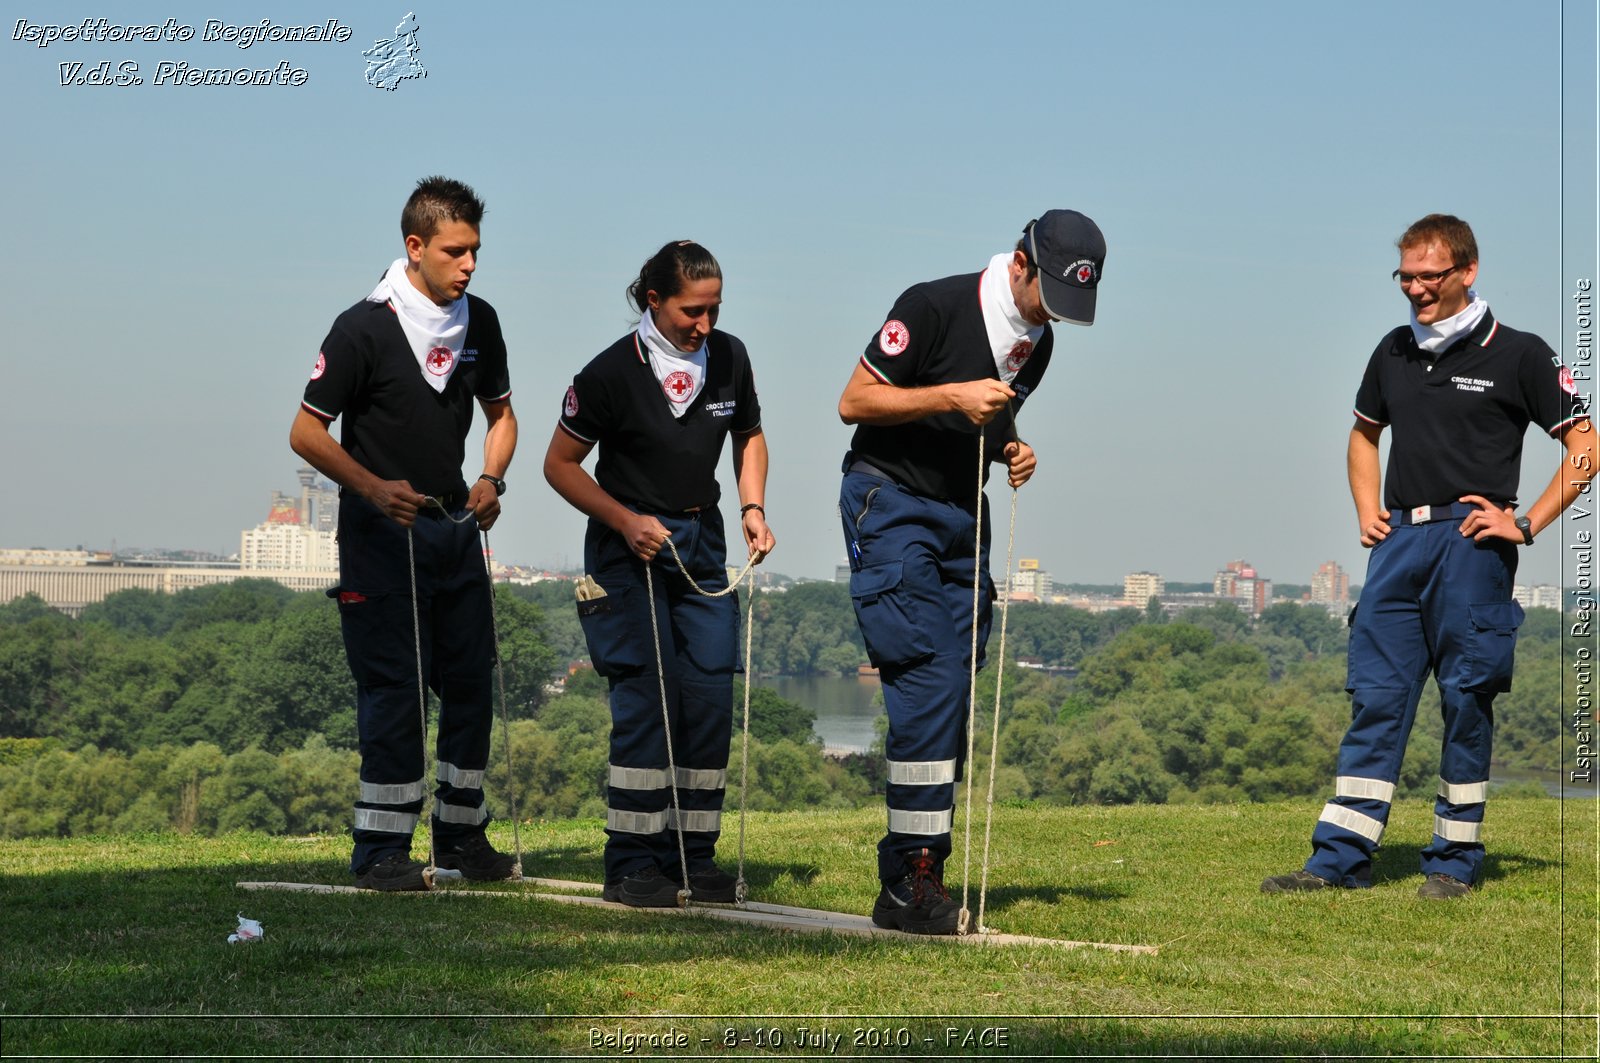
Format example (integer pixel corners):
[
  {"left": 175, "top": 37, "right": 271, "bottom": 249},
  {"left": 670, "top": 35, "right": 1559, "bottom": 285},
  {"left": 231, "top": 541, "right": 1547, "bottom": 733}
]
[{"left": 3, "top": 1, "right": 1595, "bottom": 588}]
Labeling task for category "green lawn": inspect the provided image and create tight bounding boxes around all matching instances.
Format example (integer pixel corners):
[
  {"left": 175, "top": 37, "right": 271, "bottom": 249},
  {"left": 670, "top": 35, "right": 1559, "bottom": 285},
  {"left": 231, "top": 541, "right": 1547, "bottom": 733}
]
[{"left": 1, "top": 799, "right": 1595, "bottom": 1060}]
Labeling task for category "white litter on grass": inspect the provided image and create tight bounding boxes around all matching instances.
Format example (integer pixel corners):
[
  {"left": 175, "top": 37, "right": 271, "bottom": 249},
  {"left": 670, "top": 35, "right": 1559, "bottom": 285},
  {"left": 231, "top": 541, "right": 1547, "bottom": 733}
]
[{"left": 227, "top": 913, "right": 264, "bottom": 944}]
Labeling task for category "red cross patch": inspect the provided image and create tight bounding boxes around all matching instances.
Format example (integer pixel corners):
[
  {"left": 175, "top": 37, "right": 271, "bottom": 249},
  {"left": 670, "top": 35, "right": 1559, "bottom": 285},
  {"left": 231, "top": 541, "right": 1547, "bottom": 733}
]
[
  {"left": 310, "top": 352, "right": 326, "bottom": 380},
  {"left": 1560, "top": 366, "right": 1579, "bottom": 396},
  {"left": 1004, "top": 339, "right": 1033, "bottom": 372},
  {"left": 426, "top": 346, "right": 455, "bottom": 375},
  {"left": 564, "top": 385, "right": 579, "bottom": 417},
  {"left": 663, "top": 370, "right": 694, "bottom": 403},
  {"left": 878, "top": 319, "right": 909, "bottom": 357}
]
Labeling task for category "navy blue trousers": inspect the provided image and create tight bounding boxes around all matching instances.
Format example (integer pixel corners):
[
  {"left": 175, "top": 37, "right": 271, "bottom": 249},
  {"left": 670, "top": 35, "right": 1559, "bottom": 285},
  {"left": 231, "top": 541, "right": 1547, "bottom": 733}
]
[
  {"left": 335, "top": 494, "right": 497, "bottom": 873},
  {"left": 1305, "top": 513, "right": 1522, "bottom": 887},
  {"left": 840, "top": 463, "right": 993, "bottom": 887},
  {"left": 579, "top": 510, "right": 738, "bottom": 884}
]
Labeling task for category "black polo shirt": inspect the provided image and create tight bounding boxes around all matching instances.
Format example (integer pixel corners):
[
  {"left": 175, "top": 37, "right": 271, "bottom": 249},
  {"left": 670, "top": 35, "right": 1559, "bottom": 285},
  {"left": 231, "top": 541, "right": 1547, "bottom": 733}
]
[
  {"left": 1353, "top": 310, "right": 1583, "bottom": 510},
  {"left": 301, "top": 294, "right": 512, "bottom": 499},
  {"left": 849, "top": 270, "right": 1054, "bottom": 506},
  {"left": 557, "top": 329, "right": 761, "bottom": 513}
]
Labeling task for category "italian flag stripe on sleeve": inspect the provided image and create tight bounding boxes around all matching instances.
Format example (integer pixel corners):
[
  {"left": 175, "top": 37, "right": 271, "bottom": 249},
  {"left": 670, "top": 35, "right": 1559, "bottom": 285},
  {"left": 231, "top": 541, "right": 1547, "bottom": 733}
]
[{"left": 859, "top": 355, "right": 893, "bottom": 384}]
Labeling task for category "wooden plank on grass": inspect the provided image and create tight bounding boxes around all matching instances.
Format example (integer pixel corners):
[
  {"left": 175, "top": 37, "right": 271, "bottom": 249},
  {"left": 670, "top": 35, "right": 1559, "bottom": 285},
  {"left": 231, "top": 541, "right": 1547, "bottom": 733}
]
[{"left": 236, "top": 879, "right": 1156, "bottom": 955}]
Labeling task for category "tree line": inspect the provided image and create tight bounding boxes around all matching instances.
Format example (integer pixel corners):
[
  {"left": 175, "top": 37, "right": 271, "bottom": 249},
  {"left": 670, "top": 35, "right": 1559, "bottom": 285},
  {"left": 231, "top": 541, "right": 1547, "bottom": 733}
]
[{"left": 0, "top": 581, "right": 1573, "bottom": 839}]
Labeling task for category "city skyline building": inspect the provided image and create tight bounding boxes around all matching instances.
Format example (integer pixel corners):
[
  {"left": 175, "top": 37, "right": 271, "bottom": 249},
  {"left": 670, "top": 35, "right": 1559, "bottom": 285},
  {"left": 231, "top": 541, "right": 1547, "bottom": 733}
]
[
  {"left": 1010, "top": 558, "right": 1053, "bottom": 601},
  {"left": 1123, "top": 571, "right": 1164, "bottom": 608},
  {"left": 1512, "top": 583, "right": 1563, "bottom": 611},
  {"left": 1214, "top": 559, "right": 1272, "bottom": 617},
  {"left": 1310, "top": 560, "right": 1350, "bottom": 610},
  {"left": 239, "top": 494, "right": 337, "bottom": 573}
]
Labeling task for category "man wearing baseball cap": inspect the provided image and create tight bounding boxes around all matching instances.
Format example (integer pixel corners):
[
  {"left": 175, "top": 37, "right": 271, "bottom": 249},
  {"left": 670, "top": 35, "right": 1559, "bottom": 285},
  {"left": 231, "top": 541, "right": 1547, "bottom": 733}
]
[{"left": 835, "top": 209, "right": 1105, "bottom": 934}]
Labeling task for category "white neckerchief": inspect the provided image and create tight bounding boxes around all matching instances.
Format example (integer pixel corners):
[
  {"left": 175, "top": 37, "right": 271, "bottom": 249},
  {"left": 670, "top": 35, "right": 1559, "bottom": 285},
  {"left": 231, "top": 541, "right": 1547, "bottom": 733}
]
[
  {"left": 978, "top": 253, "right": 1045, "bottom": 382},
  {"left": 639, "top": 308, "right": 707, "bottom": 417},
  {"left": 367, "top": 258, "right": 469, "bottom": 393},
  {"left": 1410, "top": 291, "right": 1489, "bottom": 354}
]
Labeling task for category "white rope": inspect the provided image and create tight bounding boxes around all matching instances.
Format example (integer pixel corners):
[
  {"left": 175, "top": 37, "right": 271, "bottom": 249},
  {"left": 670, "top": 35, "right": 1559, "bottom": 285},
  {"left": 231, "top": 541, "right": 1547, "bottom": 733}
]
[
  {"left": 646, "top": 530, "right": 760, "bottom": 906},
  {"left": 956, "top": 430, "right": 1017, "bottom": 935},
  {"left": 642, "top": 559, "right": 693, "bottom": 906},
  {"left": 977, "top": 485, "right": 1018, "bottom": 933},
  {"left": 405, "top": 527, "right": 435, "bottom": 880},
  {"left": 734, "top": 573, "right": 757, "bottom": 905},
  {"left": 956, "top": 435, "right": 984, "bottom": 934},
  {"left": 404, "top": 496, "right": 524, "bottom": 881},
  {"left": 480, "top": 529, "right": 524, "bottom": 878}
]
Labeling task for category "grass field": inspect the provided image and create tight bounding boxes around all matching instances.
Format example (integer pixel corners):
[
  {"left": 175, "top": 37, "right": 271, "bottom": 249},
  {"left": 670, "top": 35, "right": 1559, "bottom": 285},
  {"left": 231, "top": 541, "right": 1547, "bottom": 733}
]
[{"left": 1, "top": 799, "right": 1596, "bottom": 1060}]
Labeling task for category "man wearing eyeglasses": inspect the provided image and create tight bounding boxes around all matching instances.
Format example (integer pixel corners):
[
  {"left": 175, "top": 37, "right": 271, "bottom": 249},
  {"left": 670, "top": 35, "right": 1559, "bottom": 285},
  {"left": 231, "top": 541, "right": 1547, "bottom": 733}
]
[{"left": 1263, "top": 214, "right": 1593, "bottom": 900}]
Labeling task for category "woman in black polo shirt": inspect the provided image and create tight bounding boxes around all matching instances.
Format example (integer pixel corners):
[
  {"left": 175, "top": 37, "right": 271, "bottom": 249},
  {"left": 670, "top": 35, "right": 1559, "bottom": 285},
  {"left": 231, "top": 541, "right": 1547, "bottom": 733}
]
[{"left": 543, "top": 239, "right": 775, "bottom": 907}]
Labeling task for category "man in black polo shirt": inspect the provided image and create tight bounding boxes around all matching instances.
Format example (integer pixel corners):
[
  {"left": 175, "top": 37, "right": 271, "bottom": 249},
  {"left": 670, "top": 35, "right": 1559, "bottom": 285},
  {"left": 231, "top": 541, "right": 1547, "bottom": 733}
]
[
  {"left": 290, "top": 176, "right": 520, "bottom": 891},
  {"left": 837, "top": 210, "right": 1105, "bottom": 933},
  {"left": 1263, "top": 213, "right": 1593, "bottom": 900}
]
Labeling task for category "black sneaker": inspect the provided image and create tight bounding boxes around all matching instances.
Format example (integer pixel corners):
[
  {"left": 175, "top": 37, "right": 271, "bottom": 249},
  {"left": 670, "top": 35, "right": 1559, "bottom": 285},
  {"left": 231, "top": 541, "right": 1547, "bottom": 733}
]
[
  {"left": 1417, "top": 873, "right": 1471, "bottom": 900},
  {"left": 434, "top": 835, "right": 518, "bottom": 881},
  {"left": 871, "top": 848, "right": 960, "bottom": 935},
  {"left": 354, "top": 853, "right": 431, "bottom": 892},
  {"left": 601, "top": 866, "right": 683, "bottom": 908},
  {"left": 686, "top": 865, "right": 739, "bottom": 903},
  {"left": 1260, "top": 870, "right": 1333, "bottom": 893}
]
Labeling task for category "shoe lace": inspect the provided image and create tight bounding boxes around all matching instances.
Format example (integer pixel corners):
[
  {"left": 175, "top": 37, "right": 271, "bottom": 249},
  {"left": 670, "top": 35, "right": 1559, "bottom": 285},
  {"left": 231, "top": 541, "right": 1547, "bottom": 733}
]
[{"left": 907, "top": 850, "right": 949, "bottom": 906}]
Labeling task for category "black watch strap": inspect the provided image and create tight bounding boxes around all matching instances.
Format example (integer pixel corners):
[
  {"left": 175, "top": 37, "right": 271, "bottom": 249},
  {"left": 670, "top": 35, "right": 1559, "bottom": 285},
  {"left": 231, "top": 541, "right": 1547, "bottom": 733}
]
[
  {"left": 1514, "top": 515, "right": 1533, "bottom": 545},
  {"left": 479, "top": 474, "right": 506, "bottom": 497}
]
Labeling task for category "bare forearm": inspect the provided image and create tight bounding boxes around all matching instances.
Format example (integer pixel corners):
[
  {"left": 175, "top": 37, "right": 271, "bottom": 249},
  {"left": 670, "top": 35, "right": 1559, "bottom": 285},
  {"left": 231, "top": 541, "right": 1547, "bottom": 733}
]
[
  {"left": 1526, "top": 422, "right": 1597, "bottom": 536},
  {"left": 1347, "top": 428, "right": 1383, "bottom": 521},
  {"left": 290, "top": 411, "right": 385, "bottom": 501},
  {"left": 543, "top": 452, "right": 636, "bottom": 534},
  {"left": 839, "top": 381, "right": 959, "bottom": 425},
  {"left": 732, "top": 430, "right": 768, "bottom": 505},
  {"left": 838, "top": 364, "right": 1015, "bottom": 428},
  {"left": 482, "top": 406, "right": 518, "bottom": 478}
]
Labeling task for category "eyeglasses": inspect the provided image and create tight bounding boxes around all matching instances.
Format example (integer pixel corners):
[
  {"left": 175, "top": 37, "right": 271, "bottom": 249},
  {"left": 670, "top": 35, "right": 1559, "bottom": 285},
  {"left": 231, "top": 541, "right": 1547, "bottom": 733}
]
[{"left": 1392, "top": 265, "right": 1461, "bottom": 288}]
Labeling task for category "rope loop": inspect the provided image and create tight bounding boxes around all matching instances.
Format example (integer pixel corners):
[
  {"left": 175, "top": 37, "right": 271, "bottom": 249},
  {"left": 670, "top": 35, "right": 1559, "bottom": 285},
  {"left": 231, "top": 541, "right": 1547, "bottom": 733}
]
[{"left": 646, "top": 529, "right": 761, "bottom": 907}]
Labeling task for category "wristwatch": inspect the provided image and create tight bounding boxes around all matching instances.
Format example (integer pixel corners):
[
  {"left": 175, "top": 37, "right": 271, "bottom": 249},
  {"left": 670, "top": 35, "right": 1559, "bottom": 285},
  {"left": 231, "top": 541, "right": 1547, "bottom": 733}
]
[
  {"left": 1514, "top": 515, "right": 1533, "bottom": 545},
  {"left": 478, "top": 474, "right": 506, "bottom": 496}
]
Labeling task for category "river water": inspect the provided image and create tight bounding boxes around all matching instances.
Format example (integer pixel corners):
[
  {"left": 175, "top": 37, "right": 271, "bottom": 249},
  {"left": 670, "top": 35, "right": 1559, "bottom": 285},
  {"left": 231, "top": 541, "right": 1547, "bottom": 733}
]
[
  {"left": 768, "top": 675, "right": 1596, "bottom": 798},
  {"left": 770, "top": 674, "right": 881, "bottom": 754}
]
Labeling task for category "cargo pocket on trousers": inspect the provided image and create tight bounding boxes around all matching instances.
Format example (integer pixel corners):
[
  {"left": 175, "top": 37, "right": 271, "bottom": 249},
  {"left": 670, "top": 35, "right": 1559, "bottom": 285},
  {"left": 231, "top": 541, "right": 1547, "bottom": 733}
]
[
  {"left": 681, "top": 590, "right": 740, "bottom": 676},
  {"left": 577, "top": 585, "right": 648, "bottom": 677},
  {"left": 849, "top": 559, "right": 936, "bottom": 668},
  {"left": 334, "top": 589, "right": 413, "bottom": 688},
  {"left": 1459, "top": 600, "right": 1525, "bottom": 693}
]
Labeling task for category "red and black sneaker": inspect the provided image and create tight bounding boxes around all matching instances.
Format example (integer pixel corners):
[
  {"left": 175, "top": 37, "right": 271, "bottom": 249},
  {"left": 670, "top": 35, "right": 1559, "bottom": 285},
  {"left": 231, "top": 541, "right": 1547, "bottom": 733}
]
[{"left": 871, "top": 847, "right": 960, "bottom": 935}]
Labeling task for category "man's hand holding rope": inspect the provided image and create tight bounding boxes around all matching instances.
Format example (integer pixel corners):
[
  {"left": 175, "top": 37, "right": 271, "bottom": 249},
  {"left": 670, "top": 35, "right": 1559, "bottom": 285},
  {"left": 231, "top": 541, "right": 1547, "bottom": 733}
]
[
  {"left": 1002, "top": 441, "right": 1036, "bottom": 488},
  {"left": 466, "top": 479, "right": 502, "bottom": 530},
  {"left": 621, "top": 512, "right": 673, "bottom": 563},
  {"left": 366, "top": 479, "right": 426, "bottom": 527}
]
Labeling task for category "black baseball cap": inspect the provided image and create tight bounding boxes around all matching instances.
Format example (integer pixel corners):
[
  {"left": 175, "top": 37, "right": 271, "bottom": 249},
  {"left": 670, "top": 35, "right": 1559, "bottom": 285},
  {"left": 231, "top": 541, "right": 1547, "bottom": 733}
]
[{"left": 1024, "top": 210, "right": 1105, "bottom": 325}]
